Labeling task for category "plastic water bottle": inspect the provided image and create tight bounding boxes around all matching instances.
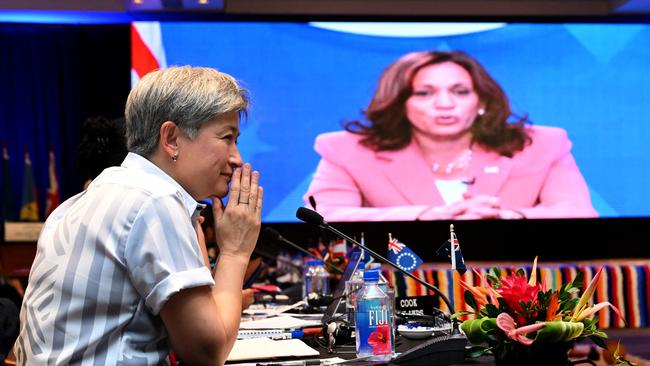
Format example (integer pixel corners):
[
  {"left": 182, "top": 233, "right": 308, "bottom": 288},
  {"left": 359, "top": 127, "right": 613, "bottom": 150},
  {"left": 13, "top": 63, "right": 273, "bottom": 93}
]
[
  {"left": 302, "top": 260, "right": 317, "bottom": 300},
  {"left": 303, "top": 259, "right": 330, "bottom": 310},
  {"left": 345, "top": 266, "right": 365, "bottom": 326},
  {"left": 368, "top": 263, "right": 396, "bottom": 310},
  {"left": 355, "top": 269, "right": 394, "bottom": 362},
  {"left": 311, "top": 259, "right": 331, "bottom": 297},
  {"left": 368, "top": 263, "right": 396, "bottom": 351}
]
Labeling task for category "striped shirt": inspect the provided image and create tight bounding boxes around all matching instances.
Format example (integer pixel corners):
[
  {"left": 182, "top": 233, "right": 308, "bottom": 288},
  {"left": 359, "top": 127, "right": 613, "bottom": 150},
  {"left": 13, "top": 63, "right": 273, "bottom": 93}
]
[{"left": 14, "top": 153, "right": 213, "bottom": 365}]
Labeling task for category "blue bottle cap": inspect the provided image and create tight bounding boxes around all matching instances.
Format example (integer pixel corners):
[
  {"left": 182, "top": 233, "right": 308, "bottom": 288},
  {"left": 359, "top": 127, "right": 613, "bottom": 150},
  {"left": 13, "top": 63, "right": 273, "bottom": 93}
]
[
  {"left": 315, "top": 259, "right": 324, "bottom": 265},
  {"left": 363, "top": 269, "right": 380, "bottom": 281},
  {"left": 306, "top": 260, "right": 318, "bottom": 266}
]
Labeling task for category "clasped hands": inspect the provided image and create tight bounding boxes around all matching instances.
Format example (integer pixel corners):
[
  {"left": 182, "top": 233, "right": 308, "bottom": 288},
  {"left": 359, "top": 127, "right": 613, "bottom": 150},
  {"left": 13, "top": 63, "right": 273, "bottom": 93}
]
[
  {"left": 212, "top": 163, "right": 263, "bottom": 261},
  {"left": 418, "top": 193, "right": 525, "bottom": 220}
]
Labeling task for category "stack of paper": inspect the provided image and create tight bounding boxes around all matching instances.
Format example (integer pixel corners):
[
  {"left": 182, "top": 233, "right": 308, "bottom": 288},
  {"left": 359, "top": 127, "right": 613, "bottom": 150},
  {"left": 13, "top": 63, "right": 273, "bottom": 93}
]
[{"left": 226, "top": 338, "right": 320, "bottom": 362}]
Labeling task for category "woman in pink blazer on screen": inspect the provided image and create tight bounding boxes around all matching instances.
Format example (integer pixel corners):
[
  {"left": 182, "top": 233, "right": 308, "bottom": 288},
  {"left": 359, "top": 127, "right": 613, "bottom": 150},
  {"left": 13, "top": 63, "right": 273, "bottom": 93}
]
[{"left": 303, "top": 51, "right": 597, "bottom": 222}]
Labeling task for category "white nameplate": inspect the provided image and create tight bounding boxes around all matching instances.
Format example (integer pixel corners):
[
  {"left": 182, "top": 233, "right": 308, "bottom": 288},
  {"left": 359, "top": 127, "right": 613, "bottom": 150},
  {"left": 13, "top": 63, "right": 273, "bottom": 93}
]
[{"left": 4, "top": 221, "right": 43, "bottom": 242}]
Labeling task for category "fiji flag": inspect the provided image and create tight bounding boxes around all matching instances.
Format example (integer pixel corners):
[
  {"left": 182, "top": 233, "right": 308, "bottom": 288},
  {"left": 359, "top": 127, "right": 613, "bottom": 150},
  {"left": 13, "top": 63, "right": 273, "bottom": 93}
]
[{"left": 387, "top": 233, "right": 423, "bottom": 273}]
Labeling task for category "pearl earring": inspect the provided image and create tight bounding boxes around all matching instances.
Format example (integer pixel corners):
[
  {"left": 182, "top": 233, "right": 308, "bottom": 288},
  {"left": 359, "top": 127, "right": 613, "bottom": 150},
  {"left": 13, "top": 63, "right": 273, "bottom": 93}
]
[
  {"left": 478, "top": 108, "right": 486, "bottom": 116},
  {"left": 172, "top": 152, "right": 178, "bottom": 162}
]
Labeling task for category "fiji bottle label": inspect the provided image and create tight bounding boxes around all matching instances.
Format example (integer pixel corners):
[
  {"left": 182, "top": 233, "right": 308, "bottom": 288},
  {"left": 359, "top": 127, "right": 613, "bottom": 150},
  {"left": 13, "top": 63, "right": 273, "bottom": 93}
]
[{"left": 355, "top": 299, "right": 392, "bottom": 356}]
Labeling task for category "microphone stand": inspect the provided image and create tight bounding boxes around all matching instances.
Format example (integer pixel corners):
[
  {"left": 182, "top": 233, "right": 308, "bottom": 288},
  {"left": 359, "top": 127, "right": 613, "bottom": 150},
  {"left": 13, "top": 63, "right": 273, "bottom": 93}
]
[
  {"left": 297, "top": 208, "right": 466, "bottom": 365},
  {"left": 295, "top": 208, "right": 464, "bottom": 331},
  {"left": 321, "top": 223, "right": 455, "bottom": 315}
]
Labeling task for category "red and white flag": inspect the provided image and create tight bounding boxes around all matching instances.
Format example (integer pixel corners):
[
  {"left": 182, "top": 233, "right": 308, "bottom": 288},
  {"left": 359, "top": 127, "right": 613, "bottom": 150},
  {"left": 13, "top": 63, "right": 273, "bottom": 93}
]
[
  {"left": 331, "top": 238, "right": 347, "bottom": 258},
  {"left": 45, "top": 149, "right": 60, "bottom": 218},
  {"left": 131, "top": 21, "right": 167, "bottom": 88}
]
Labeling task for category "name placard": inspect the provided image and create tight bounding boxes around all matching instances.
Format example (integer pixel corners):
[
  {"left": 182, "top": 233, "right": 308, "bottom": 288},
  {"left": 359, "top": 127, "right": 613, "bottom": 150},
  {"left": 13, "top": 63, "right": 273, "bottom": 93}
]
[
  {"left": 395, "top": 295, "right": 438, "bottom": 316},
  {"left": 4, "top": 222, "right": 43, "bottom": 242}
]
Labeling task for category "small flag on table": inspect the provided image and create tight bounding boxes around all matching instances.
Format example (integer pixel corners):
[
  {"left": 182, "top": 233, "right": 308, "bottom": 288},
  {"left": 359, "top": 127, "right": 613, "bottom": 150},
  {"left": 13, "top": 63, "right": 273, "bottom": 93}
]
[
  {"left": 449, "top": 225, "right": 467, "bottom": 275},
  {"left": 19, "top": 148, "right": 39, "bottom": 222},
  {"left": 45, "top": 148, "right": 60, "bottom": 218},
  {"left": 331, "top": 238, "right": 347, "bottom": 258},
  {"left": 387, "top": 233, "right": 423, "bottom": 272},
  {"left": 434, "top": 225, "right": 468, "bottom": 275}
]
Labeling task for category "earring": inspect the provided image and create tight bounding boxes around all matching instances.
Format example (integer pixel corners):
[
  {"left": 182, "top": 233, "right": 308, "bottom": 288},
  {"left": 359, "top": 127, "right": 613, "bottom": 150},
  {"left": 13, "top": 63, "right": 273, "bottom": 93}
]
[
  {"left": 477, "top": 108, "right": 486, "bottom": 116},
  {"left": 172, "top": 152, "right": 178, "bottom": 162}
]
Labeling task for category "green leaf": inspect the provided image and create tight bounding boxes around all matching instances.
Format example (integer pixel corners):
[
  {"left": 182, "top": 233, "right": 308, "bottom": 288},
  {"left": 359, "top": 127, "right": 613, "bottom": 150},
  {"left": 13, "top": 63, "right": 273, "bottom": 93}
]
[
  {"left": 572, "top": 271, "right": 584, "bottom": 290},
  {"left": 484, "top": 303, "right": 501, "bottom": 318},
  {"left": 535, "top": 321, "right": 584, "bottom": 342},
  {"left": 465, "top": 346, "right": 490, "bottom": 358},
  {"left": 464, "top": 290, "right": 478, "bottom": 311},
  {"left": 567, "top": 287, "right": 581, "bottom": 295},
  {"left": 589, "top": 335, "right": 607, "bottom": 349},
  {"left": 488, "top": 267, "right": 502, "bottom": 285},
  {"left": 560, "top": 298, "right": 579, "bottom": 312},
  {"left": 496, "top": 297, "right": 509, "bottom": 311},
  {"left": 485, "top": 333, "right": 503, "bottom": 345},
  {"left": 462, "top": 318, "right": 498, "bottom": 345}
]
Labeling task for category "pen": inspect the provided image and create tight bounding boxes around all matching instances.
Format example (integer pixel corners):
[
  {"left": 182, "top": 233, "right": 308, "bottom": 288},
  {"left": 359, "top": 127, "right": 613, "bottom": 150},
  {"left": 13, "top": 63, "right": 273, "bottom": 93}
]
[
  {"left": 270, "top": 330, "right": 305, "bottom": 340},
  {"left": 256, "top": 360, "right": 321, "bottom": 366}
]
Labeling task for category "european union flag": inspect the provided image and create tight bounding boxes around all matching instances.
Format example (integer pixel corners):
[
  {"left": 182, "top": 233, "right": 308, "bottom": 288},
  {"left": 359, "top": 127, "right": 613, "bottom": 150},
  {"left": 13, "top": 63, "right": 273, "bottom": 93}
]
[{"left": 387, "top": 234, "right": 423, "bottom": 273}]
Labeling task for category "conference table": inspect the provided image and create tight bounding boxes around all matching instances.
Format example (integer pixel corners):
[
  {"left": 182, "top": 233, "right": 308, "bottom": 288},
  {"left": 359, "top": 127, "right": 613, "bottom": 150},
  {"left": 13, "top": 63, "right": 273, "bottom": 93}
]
[
  {"left": 228, "top": 258, "right": 650, "bottom": 365},
  {"left": 228, "top": 334, "right": 497, "bottom": 366}
]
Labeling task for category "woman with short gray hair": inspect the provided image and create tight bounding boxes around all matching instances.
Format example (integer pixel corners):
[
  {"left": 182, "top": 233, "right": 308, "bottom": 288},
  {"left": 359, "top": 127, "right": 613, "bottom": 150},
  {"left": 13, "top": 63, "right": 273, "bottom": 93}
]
[{"left": 15, "top": 66, "right": 262, "bottom": 366}]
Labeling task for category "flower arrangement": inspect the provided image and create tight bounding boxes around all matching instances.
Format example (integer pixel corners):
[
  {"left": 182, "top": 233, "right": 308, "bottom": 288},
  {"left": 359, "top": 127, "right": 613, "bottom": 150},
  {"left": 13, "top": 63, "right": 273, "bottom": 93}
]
[{"left": 454, "top": 258, "right": 624, "bottom": 364}]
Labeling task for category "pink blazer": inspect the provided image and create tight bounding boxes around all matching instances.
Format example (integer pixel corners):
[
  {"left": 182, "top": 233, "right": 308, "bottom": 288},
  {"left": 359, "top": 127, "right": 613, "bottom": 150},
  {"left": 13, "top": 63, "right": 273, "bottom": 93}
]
[{"left": 303, "top": 126, "right": 597, "bottom": 221}]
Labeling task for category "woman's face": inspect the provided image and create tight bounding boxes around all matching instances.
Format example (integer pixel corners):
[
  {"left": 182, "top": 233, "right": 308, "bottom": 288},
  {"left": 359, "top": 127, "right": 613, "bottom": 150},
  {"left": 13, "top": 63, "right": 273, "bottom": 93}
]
[
  {"left": 405, "top": 61, "right": 483, "bottom": 140},
  {"left": 176, "top": 112, "right": 243, "bottom": 200}
]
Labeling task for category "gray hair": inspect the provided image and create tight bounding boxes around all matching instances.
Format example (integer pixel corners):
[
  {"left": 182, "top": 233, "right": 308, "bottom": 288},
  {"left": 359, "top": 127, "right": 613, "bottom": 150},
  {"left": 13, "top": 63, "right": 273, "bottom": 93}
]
[{"left": 125, "top": 66, "right": 249, "bottom": 157}]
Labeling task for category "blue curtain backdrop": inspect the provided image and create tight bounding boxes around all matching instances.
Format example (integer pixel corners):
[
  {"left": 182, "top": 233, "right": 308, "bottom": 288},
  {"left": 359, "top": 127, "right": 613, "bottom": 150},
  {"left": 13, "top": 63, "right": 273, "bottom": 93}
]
[{"left": 0, "top": 23, "right": 130, "bottom": 223}]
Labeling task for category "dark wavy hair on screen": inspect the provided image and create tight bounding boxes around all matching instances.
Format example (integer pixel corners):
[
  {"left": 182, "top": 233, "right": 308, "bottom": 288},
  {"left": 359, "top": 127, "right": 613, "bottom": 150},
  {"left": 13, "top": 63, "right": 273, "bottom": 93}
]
[{"left": 344, "top": 50, "right": 531, "bottom": 157}]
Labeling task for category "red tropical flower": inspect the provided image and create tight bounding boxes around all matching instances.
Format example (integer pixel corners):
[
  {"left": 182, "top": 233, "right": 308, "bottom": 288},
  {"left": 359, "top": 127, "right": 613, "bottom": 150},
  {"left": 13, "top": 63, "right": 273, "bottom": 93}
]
[
  {"left": 497, "top": 273, "right": 541, "bottom": 325},
  {"left": 368, "top": 324, "right": 391, "bottom": 355}
]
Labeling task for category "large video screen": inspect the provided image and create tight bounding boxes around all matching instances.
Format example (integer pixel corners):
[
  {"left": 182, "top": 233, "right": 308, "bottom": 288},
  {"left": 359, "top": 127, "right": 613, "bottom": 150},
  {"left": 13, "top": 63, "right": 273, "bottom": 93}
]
[{"left": 131, "top": 21, "right": 650, "bottom": 222}]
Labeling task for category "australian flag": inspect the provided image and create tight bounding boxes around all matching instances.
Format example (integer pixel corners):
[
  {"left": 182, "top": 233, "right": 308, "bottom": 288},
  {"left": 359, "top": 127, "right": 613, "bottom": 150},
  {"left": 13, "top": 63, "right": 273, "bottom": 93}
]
[
  {"left": 435, "top": 227, "right": 467, "bottom": 275},
  {"left": 387, "top": 234, "right": 423, "bottom": 273}
]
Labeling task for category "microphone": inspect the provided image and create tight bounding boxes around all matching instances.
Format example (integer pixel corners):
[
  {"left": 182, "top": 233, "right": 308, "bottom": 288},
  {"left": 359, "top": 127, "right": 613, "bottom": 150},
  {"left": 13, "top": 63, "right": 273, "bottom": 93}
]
[
  {"left": 295, "top": 207, "right": 454, "bottom": 313},
  {"left": 262, "top": 227, "right": 343, "bottom": 274},
  {"left": 308, "top": 195, "right": 318, "bottom": 210}
]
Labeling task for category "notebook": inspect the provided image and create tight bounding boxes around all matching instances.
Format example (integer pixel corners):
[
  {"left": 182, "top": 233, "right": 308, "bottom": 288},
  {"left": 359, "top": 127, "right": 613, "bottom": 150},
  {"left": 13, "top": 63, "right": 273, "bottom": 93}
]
[{"left": 226, "top": 338, "right": 320, "bottom": 362}]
